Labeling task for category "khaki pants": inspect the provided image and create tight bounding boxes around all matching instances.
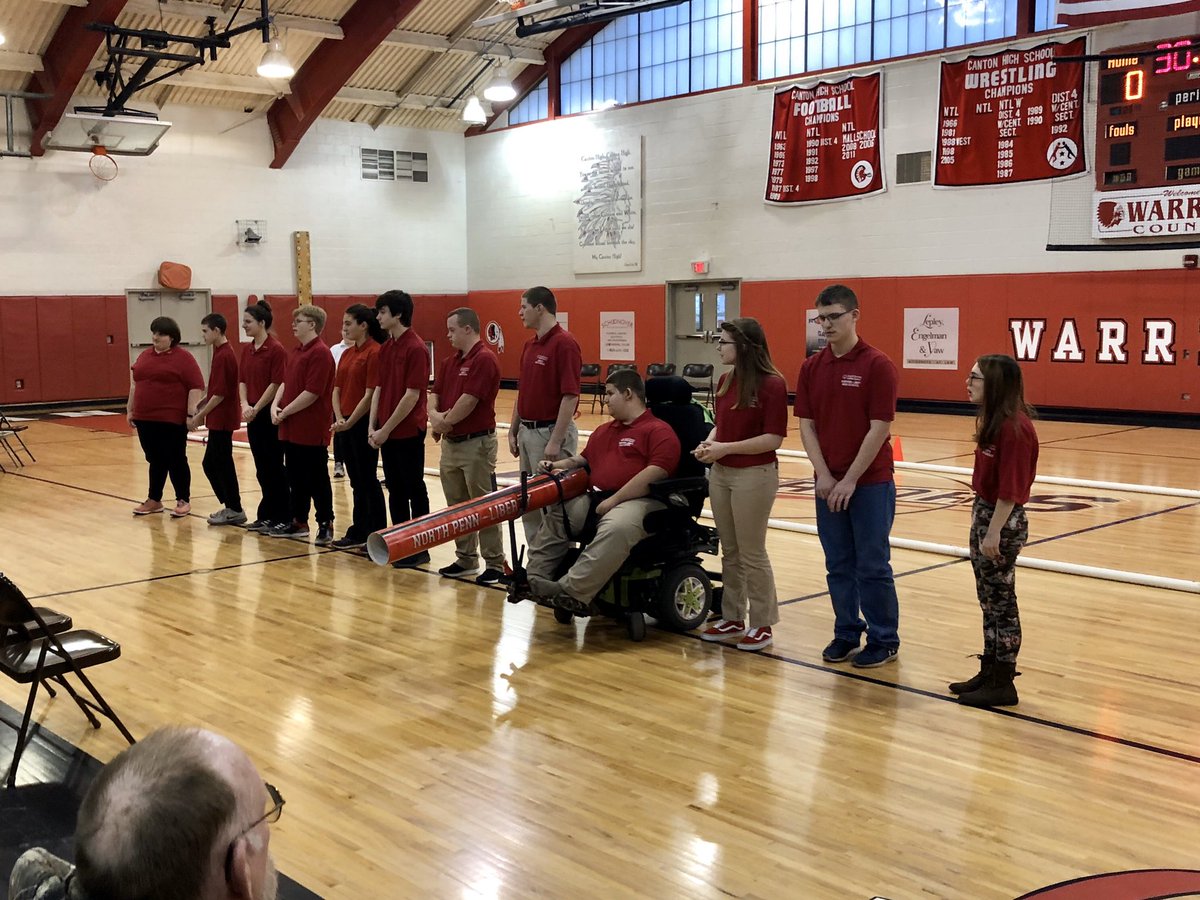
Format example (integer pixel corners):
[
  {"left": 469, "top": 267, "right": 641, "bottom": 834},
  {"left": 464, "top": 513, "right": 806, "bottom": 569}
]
[
  {"left": 528, "top": 495, "right": 662, "bottom": 602},
  {"left": 516, "top": 422, "right": 578, "bottom": 541},
  {"left": 709, "top": 461, "right": 780, "bottom": 628},
  {"left": 439, "top": 432, "right": 505, "bottom": 570}
]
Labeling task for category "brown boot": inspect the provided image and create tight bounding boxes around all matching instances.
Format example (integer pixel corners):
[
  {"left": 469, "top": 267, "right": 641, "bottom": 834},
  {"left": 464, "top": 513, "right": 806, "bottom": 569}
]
[
  {"left": 958, "top": 660, "right": 1019, "bottom": 707},
  {"left": 948, "top": 653, "right": 995, "bottom": 694}
]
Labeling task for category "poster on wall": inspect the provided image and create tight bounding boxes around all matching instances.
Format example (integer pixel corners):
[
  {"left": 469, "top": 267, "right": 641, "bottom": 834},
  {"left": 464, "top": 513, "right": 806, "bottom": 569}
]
[
  {"left": 903, "top": 308, "right": 960, "bottom": 369},
  {"left": 600, "top": 312, "right": 636, "bottom": 360},
  {"left": 765, "top": 72, "right": 885, "bottom": 205},
  {"left": 1093, "top": 184, "right": 1200, "bottom": 238},
  {"left": 934, "top": 38, "right": 1086, "bottom": 187},
  {"left": 574, "top": 140, "right": 643, "bottom": 274}
]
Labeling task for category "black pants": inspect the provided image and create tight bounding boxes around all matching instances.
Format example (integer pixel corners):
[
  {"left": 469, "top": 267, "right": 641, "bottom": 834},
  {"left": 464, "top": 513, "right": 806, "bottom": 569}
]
[
  {"left": 334, "top": 418, "right": 386, "bottom": 540},
  {"left": 134, "top": 420, "right": 190, "bottom": 503},
  {"left": 246, "top": 415, "right": 289, "bottom": 523},
  {"left": 202, "top": 430, "right": 242, "bottom": 512},
  {"left": 283, "top": 442, "right": 334, "bottom": 526},
  {"left": 380, "top": 432, "right": 429, "bottom": 525}
]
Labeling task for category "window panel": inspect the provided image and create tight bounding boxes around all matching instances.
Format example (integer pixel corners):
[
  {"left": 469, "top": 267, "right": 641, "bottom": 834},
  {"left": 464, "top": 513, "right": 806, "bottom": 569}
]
[
  {"left": 855, "top": 22, "right": 871, "bottom": 61},
  {"left": 926, "top": 9, "right": 943, "bottom": 50},
  {"left": 874, "top": 20, "right": 891, "bottom": 58}
]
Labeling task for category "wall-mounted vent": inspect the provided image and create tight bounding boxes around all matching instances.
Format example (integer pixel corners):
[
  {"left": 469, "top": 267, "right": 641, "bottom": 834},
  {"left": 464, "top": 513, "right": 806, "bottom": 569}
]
[
  {"left": 896, "top": 151, "right": 932, "bottom": 185},
  {"left": 361, "top": 148, "right": 429, "bottom": 183}
]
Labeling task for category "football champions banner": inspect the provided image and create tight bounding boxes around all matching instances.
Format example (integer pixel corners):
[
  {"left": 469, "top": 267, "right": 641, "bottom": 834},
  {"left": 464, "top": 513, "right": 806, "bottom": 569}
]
[
  {"left": 766, "top": 73, "right": 885, "bottom": 205},
  {"left": 934, "top": 38, "right": 1086, "bottom": 188}
]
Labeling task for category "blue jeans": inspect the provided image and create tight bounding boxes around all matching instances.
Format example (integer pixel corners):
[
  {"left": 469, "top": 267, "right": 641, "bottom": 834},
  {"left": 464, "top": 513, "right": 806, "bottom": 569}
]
[{"left": 815, "top": 480, "right": 900, "bottom": 649}]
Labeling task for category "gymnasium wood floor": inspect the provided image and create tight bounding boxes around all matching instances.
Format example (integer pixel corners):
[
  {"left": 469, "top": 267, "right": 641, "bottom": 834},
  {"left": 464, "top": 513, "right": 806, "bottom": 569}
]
[{"left": 1, "top": 393, "right": 1198, "bottom": 899}]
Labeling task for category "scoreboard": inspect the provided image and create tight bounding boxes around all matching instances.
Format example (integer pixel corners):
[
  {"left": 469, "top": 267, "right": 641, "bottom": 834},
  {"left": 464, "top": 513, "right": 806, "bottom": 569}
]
[{"left": 1096, "top": 38, "right": 1200, "bottom": 191}]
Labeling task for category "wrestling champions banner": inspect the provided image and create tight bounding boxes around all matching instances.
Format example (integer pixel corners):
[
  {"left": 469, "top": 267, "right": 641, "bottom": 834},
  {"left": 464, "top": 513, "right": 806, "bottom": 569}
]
[
  {"left": 935, "top": 38, "right": 1087, "bottom": 187},
  {"left": 766, "top": 72, "right": 885, "bottom": 205}
]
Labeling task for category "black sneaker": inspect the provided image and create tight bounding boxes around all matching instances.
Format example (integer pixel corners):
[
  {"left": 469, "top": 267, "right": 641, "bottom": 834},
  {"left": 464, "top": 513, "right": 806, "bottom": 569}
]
[
  {"left": 822, "top": 638, "right": 861, "bottom": 663},
  {"left": 267, "top": 521, "right": 309, "bottom": 540},
  {"left": 438, "top": 561, "right": 481, "bottom": 578},
  {"left": 392, "top": 550, "right": 431, "bottom": 569},
  {"left": 331, "top": 535, "right": 366, "bottom": 550},
  {"left": 315, "top": 524, "right": 334, "bottom": 546},
  {"left": 475, "top": 568, "right": 510, "bottom": 586},
  {"left": 245, "top": 519, "right": 272, "bottom": 532},
  {"left": 852, "top": 645, "right": 898, "bottom": 668}
]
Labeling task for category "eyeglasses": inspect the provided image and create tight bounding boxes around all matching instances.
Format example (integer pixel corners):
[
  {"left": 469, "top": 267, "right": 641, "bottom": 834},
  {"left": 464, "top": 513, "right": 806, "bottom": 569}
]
[
  {"left": 224, "top": 782, "right": 285, "bottom": 881},
  {"left": 809, "top": 311, "right": 851, "bottom": 325},
  {"left": 715, "top": 339, "right": 736, "bottom": 346},
  {"left": 967, "top": 373, "right": 984, "bottom": 382}
]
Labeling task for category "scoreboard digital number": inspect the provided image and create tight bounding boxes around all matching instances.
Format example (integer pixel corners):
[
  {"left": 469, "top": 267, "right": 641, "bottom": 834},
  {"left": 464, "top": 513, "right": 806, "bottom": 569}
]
[{"left": 1096, "top": 38, "right": 1200, "bottom": 191}]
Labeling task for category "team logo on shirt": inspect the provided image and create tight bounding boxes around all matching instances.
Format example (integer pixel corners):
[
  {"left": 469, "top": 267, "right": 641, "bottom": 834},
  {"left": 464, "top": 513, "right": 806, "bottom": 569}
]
[
  {"left": 980, "top": 446, "right": 996, "bottom": 458},
  {"left": 841, "top": 374, "right": 863, "bottom": 388},
  {"left": 459, "top": 366, "right": 470, "bottom": 376},
  {"left": 618, "top": 437, "right": 637, "bottom": 448},
  {"left": 534, "top": 354, "right": 550, "bottom": 366}
]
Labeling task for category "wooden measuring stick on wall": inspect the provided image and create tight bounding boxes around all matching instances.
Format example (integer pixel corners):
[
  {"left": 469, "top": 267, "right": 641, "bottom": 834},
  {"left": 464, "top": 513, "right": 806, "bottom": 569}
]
[{"left": 293, "top": 231, "right": 312, "bottom": 304}]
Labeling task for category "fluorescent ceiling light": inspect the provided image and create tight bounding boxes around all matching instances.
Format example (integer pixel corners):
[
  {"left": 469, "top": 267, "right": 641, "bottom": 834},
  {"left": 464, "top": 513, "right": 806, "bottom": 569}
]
[
  {"left": 463, "top": 95, "right": 488, "bottom": 125},
  {"left": 257, "top": 34, "right": 295, "bottom": 79},
  {"left": 483, "top": 62, "right": 515, "bottom": 103}
]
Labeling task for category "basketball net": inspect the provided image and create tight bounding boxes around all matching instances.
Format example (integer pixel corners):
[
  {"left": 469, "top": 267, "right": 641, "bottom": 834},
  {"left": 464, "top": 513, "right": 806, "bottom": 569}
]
[{"left": 89, "top": 145, "right": 119, "bottom": 182}]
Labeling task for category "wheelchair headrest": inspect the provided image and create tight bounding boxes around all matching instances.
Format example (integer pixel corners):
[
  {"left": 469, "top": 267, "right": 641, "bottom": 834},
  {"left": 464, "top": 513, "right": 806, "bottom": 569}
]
[{"left": 645, "top": 375, "right": 694, "bottom": 407}]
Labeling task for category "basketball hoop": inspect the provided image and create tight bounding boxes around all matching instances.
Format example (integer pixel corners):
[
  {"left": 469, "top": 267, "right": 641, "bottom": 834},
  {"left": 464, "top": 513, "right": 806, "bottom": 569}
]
[{"left": 89, "top": 144, "right": 119, "bottom": 182}]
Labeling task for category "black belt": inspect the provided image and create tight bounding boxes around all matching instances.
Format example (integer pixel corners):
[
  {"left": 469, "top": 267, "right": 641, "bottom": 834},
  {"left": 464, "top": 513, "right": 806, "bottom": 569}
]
[
  {"left": 519, "top": 419, "right": 557, "bottom": 428},
  {"left": 445, "top": 428, "right": 495, "bottom": 443}
]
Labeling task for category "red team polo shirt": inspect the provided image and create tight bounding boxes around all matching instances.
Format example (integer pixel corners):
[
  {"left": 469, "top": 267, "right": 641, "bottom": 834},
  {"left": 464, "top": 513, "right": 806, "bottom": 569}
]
[
  {"left": 204, "top": 342, "right": 241, "bottom": 432},
  {"left": 581, "top": 411, "right": 680, "bottom": 491},
  {"left": 240, "top": 336, "right": 287, "bottom": 407},
  {"left": 794, "top": 339, "right": 899, "bottom": 486},
  {"left": 375, "top": 328, "right": 428, "bottom": 440},
  {"left": 713, "top": 373, "right": 789, "bottom": 468},
  {"left": 278, "top": 338, "right": 335, "bottom": 447},
  {"left": 131, "top": 347, "right": 204, "bottom": 425},
  {"left": 972, "top": 414, "right": 1039, "bottom": 506},
  {"left": 334, "top": 340, "right": 381, "bottom": 417},
  {"left": 518, "top": 324, "right": 582, "bottom": 421},
  {"left": 432, "top": 340, "right": 501, "bottom": 435}
]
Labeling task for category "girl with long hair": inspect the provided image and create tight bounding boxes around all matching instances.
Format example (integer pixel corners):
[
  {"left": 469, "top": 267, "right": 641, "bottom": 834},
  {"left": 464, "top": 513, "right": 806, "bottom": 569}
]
[
  {"left": 951, "top": 354, "right": 1039, "bottom": 707},
  {"left": 330, "top": 304, "right": 388, "bottom": 549},
  {"left": 237, "top": 300, "right": 290, "bottom": 532},
  {"left": 696, "top": 317, "right": 789, "bottom": 652}
]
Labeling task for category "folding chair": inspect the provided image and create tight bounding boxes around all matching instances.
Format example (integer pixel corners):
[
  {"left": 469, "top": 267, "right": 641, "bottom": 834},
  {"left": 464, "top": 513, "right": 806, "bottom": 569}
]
[
  {"left": 580, "top": 363, "right": 602, "bottom": 413},
  {"left": 0, "top": 573, "right": 135, "bottom": 787},
  {"left": 681, "top": 363, "right": 716, "bottom": 410},
  {"left": 0, "top": 409, "right": 34, "bottom": 469},
  {"left": 646, "top": 363, "right": 676, "bottom": 378}
]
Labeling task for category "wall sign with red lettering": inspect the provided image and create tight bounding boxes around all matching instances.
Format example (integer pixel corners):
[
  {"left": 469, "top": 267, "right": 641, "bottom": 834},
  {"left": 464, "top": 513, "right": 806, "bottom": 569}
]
[
  {"left": 935, "top": 38, "right": 1087, "bottom": 187},
  {"left": 765, "top": 72, "right": 885, "bottom": 205}
]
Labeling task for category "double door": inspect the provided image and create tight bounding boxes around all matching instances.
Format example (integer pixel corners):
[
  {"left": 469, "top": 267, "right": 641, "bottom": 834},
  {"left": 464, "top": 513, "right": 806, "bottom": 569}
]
[
  {"left": 668, "top": 281, "right": 741, "bottom": 375},
  {"left": 127, "top": 289, "right": 212, "bottom": 380}
]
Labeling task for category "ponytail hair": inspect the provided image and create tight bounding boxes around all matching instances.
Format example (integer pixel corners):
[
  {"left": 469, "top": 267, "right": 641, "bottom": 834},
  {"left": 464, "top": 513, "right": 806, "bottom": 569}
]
[
  {"left": 243, "top": 299, "right": 273, "bottom": 330},
  {"left": 346, "top": 303, "right": 386, "bottom": 344}
]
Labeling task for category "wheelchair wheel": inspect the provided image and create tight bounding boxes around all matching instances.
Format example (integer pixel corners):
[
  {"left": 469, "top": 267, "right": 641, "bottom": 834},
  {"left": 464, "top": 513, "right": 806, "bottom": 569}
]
[
  {"left": 657, "top": 564, "right": 711, "bottom": 632},
  {"left": 553, "top": 607, "right": 574, "bottom": 625},
  {"left": 626, "top": 611, "right": 647, "bottom": 642}
]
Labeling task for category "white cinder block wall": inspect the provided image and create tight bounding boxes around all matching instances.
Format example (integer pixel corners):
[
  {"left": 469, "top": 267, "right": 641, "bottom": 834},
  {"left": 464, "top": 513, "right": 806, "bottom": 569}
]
[
  {"left": 1, "top": 106, "right": 467, "bottom": 295},
  {"left": 465, "top": 14, "right": 1199, "bottom": 290}
]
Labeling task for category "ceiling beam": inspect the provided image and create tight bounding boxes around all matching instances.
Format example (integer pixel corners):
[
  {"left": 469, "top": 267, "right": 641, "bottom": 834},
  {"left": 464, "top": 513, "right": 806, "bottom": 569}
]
[
  {"left": 163, "top": 70, "right": 461, "bottom": 112},
  {"left": 27, "top": 0, "right": 130, "bottom": 157},
  {"left": 32, "top": 0, "right": 89, "bottom": 7},
  {"left": 384, "top": 29, "right": 544, "bottom": 65},
  {"left": 0, "top": 51, "right": 44, "bottom": 74},
  {"left": 265, "top": 0, "right": 423, "bottom": 168},
  {"left": 123, "top": 0, "right": 344, "bottom": 40}
]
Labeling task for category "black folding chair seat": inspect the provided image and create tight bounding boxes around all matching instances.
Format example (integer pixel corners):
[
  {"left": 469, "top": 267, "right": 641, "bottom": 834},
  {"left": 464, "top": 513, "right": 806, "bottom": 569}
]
[{"left": 0, "top": 631, "right": 121, "bottom": 682}]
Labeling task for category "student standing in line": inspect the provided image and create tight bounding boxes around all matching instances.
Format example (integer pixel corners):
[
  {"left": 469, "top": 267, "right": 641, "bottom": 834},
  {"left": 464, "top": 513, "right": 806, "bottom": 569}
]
[
  {"left": 330, "top": 335, "right": 353, "bottom": 479},
  {"left": 696, "top": 318, "right": 788, "bottom": 652},
  {"left": 370, "top": 290, "right": 431, "bottom": 568},
  {"left": 269, "top": 305, "right": 336, "bottom": 545},
  {"left": 190, "top": 313, "right": 245, "bottom": 526},
  {"left": 238, "top": 300, "right": 290, "bottom": 533},
  {"left": 507, "top": 286, "right": 581, "bottom": 541},
  {"left": 127, "top": 316, "right": 204, "bottom": 518},
  {"left": 330, "top": 304, "right": 387, "bottom": 550},
  {"left": 950, "top": 354, "right": 1039, "bottom": 708},
  {"left": 795, "top": 284, "right": 901, "bottom": 669}
]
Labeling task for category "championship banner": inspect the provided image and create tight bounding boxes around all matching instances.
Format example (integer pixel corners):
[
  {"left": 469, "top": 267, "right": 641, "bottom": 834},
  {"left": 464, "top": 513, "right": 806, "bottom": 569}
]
[
  {"left": 766, "top": 72, "right": 884, "bottom": 205},
  {"left": 1058, "top": 0, "right": 1200, "bottom": 27},
  {"left": 934, "top": 38, "right": 1086, "bottom": 187}
]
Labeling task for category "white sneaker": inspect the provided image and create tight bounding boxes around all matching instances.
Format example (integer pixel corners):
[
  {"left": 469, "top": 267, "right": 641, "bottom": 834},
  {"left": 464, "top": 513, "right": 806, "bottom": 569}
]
[{"left": 333, "top": 461, "right": 345, "bottom": 478}]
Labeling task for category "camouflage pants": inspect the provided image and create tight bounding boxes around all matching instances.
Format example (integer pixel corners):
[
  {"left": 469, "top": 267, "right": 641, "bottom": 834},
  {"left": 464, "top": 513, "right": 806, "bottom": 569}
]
[{"left": 969, "top": 497, "right": 1027, "bottom": 664}]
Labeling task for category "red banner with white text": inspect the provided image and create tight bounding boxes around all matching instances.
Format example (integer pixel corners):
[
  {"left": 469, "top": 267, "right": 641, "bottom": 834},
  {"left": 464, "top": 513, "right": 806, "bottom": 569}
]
[
  {"left": 935, "top": 38, "right": 1087, "bottom": 188},
  {"left": 766, "top": 73, "right": 885, "bottom": 205}
]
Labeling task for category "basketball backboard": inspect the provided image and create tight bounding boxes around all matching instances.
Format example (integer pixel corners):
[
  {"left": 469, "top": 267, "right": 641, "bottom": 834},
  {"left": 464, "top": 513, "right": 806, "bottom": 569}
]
[
  {"left": 474, "top": 0, "right": 687, "bottom": 35},
  {"left": 43, "top": 111, "right": 171, "bottom": 156}
]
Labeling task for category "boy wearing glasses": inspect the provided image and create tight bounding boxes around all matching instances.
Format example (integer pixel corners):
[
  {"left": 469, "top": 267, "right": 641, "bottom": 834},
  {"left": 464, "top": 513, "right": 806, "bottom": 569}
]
[{"left": 794, "top": 284, "right": 901, "bottom": 668}]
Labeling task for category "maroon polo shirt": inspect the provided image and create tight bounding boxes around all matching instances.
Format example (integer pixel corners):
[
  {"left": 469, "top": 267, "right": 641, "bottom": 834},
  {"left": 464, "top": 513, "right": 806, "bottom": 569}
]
[
  {"left": 713, "top": 373, "right": 789, "bottom": 468},
  {"left": 279, "top": 337, "right": 335, "bottom": 447},
  {"left": 794, "top": 339, "right": 898, "bottom": 485},
  {"left": 973, "top": 413, "right": 1039, "bottom": 506},
  {"left": 131, "top": 346, "right": 204, "bottom": 425},
  {"left": 240, "top": 336, "right": 287, "bottom": 406},
  {"left": 581, "top": 410, "right": 680, "bottom": 492},
  {"left": 432, "top": 340, "right": 501, "bottom": 435},
  {"left": 204, "top": 342, "right": 241, "bottom": 432},
  {"left": 334, "top": 340, "right": 381, "bottom": 417},
  {"left": 517, "top": 324, "right": 582, "bottom": 420},
  {"left": 375, "top": 328, "right": 428, "bottom": 440}
]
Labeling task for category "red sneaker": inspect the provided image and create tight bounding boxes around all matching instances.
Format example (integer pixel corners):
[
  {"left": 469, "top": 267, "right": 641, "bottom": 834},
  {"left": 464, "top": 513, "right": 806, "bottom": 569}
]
[
  {"left": 170, "top": 500, "right": 191, "bottom": 518},
  {"left": 700, "top": 619, "right": 746, "bottom": 642},
  {"left": 132, "top": 499, "right": 164, "bottom": 516},
  {"left": 737, "top": 627, "right": 774, "bottom": 652}
]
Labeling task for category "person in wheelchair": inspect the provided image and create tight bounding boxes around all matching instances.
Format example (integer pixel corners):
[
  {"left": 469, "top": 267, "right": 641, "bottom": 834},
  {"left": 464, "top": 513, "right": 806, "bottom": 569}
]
[{"left": 525, "top": 369, "right": 681, "bottom": 614}]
